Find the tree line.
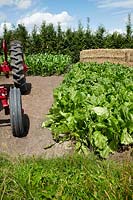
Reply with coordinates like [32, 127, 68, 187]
[1, 14, 133, 62]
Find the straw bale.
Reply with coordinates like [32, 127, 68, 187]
[80, 49, 133, 66]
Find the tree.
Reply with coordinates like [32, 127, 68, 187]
[126, 14, 132, 39]
[40, 21, 47, 52]
[84, 17, 95, 49]
[30, 25, 41, 54]
[76, 21, 85, 50]
[94, 25, 106, 48]
[125, 13, 132, 47]
[104, 32, 125, 48]
[12, 24, 29, 52]
[56, 23, 64, 54]
[63, 27, 77, 61]
[40, 22, 56, 53]
[3, 23, 13, 46]
[45, 23, 57, 53]
[72, 21, 85, 62]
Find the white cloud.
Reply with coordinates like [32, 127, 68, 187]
[0, 0, 32, 9]
[17, 11, 73, 31]
[0, 22, 12, 35]
[97, 0, 133, 9]
[108, 28, 125, 34]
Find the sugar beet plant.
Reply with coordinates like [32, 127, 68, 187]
[25, 53, 72, 76]
[43, 62, 133, 158]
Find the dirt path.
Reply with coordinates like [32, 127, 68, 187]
[0, 76, 72, 158]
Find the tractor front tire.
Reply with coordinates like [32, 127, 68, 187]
[10, 40, 27, 94]
[9, 87, 25, 137]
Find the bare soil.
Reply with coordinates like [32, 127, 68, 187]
[0, 75, 73, 158]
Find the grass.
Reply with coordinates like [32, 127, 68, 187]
[0, 153, 132, 200]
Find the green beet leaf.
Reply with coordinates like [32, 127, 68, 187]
[43, 62, 133, 158]
[121, 128, 133, 145]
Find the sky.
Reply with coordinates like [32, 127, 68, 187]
[0, 0, 132, 35]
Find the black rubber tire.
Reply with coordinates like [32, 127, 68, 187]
[10, 40, 27, 94]
[9, 87, 24, 137]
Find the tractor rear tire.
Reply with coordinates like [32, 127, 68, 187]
[9, 87, 25, 137]
[10, 40, 27, 94]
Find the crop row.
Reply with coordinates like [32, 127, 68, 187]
[25, 53, 72, 76]
[43, 62, 133, 158]
[0, 53, 72, 76]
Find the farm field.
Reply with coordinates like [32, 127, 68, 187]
[0, 58, 133, 158]
[0, 6, 133, 199]
[0, 56, 133, 199]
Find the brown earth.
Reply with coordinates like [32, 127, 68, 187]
[0, 75, 73, 158]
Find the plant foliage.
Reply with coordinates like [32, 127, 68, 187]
[43, 62, 133, 158]
[25, 53, 72, 76]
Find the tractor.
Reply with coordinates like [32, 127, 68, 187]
[0, 40, 28, 137]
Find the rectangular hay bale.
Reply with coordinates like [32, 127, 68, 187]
[80, 49, 133, 67]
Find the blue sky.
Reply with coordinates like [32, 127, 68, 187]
[0, 0, 132, 35]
